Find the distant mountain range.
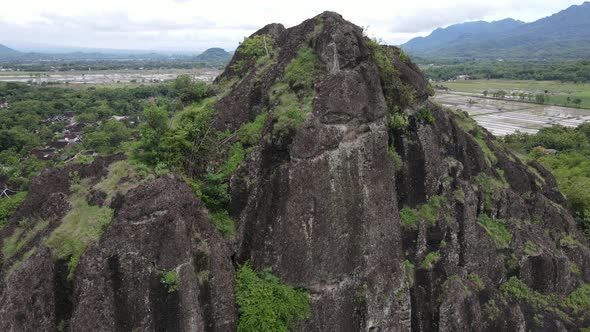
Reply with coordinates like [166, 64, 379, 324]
[0, 44, 232, 65]
[402, 1, 590, 60]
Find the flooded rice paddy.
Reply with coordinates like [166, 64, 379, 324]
[433, 93, 590, 136]
[0, 68, 222, 85]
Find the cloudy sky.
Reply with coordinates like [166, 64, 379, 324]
[0, 0, 584, 52]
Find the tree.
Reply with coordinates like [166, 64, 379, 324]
[172, 75, 208, 105]
[83, 120, 131, 153]
[572, 98, 582, 108]
[143, 104, 169, 134]
[0, 128, 40, 153]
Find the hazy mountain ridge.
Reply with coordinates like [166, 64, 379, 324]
[404, 18, 524, 53]
[0, 44, 19, 55]
[0, 44, 232, 65]
[402, 1, 590, 60]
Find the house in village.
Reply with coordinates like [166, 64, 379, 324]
[111, 115, 130, 122]
[31, 148, 57, 161]
[47, 140, 71, 150]
[43, 115, 69, 123]
[64, 132, 81, 143]
[455, 74, 473, 80]
[65, 122, 87, 135]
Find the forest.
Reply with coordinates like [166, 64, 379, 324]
[418, 59, 590, 83]
[0, 76, 208, 191]
[501, 124, 590, 239]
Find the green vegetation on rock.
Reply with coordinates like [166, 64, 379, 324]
[209, 210, 237, 237]
[46, 179, 114, 280]
[483, 299, 501, 322]
[421, 251, 441, 269]
[443, 275, 472, 297]
[271, 83, 314, 137]
[160, 269, 179, 293]
[389, 112, 410, 132]
[499, 277, 589, 323]
[232, 35, 276, 73]
[468, 273, 485, 291]
[399, 195, 445, 231]
[477, 215, 512, 249]
[474, 173, 508, 211]
[94, 160, 146, 205]
[414, 107, 435, 124]
[399, 207, 418, 230]
[474, 130, 499, 167]
[569, 263, 581, 276]
[2, 218, 48, 262]
[565, 284, 590, 314]
[523, 240, 541, 256]
[44, 163, 145, 280]
[237, 112, 268, 146]
[366, 40, 415, 111]
[560, 234, 581, 248]
[269, 45, 323, 137]
[389, 146, 403, 171]
[0, 192, 27, 228]
[236, 263, 311, 332]
[453, 188, 465, 204]
[283, 46, 324, 90]
[404, 259, 415, 287]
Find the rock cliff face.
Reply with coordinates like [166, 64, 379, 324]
[0, 155, 237, 331]
[1, 12, 589, 332]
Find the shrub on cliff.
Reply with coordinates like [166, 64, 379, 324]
[0, 192, 26, 227]
[236, 263, 311, 331]
[232, 34, 275, 73]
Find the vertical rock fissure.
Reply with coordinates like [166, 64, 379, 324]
[108, 255, 129, 331]
[53, 259, 73, 331]
[149, 271, 181, 332]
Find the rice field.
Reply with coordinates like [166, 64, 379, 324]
[433, 92, 590, 136]
[0, 68, 221, 85]
[440, 79, 590, 109]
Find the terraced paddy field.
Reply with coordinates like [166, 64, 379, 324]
[433, 92, 590, 136]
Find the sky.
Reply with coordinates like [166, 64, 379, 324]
[0, 0, 585, 53]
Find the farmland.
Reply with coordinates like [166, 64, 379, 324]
[439, 79, 590, 109]
[0, 68, 221, 86]
[433, 92, 590, 136]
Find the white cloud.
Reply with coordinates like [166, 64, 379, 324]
[0, 0, 584, 51]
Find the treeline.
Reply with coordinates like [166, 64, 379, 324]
[418, 59, 590, 82]
[501, 124, 590, 239]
